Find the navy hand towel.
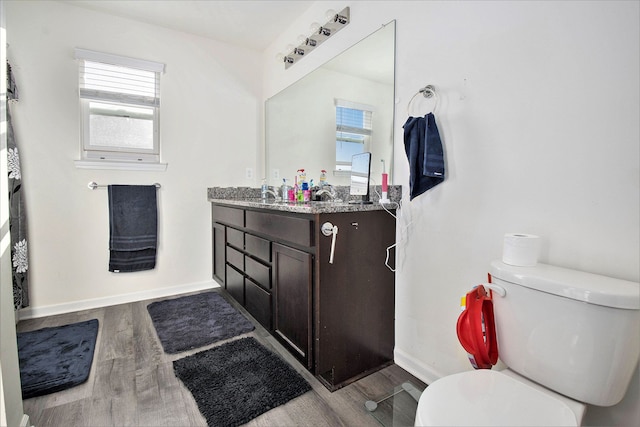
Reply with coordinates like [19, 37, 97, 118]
[403, 113, 445, 200]
[108, 185, 158, 272]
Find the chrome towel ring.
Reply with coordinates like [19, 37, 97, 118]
[407, 85, 438, 116]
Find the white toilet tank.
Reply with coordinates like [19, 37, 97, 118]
[489, 260, 639, 406]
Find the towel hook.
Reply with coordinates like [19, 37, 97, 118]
[407, 85, 438, 116]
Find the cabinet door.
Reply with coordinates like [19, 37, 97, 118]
[316, 211, 395, 389]
[272, 243, 313, 369]
[212, 223, 225, 285]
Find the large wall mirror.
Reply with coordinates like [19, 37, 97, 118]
[266, 21, 395, 188]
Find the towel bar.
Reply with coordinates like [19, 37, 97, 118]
[88, 181, 161, 190]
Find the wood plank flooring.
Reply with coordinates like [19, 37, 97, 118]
[17, 288, 426, 426]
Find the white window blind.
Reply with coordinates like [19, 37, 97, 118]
[335, 99, 374, 171]
[75, 48, 163, 107]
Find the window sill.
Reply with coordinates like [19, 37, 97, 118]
[74, 160, 168, 171]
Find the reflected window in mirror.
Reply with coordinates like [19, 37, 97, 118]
[335, 99, 373, 173]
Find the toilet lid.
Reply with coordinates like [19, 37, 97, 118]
[417, 370, 578, 426]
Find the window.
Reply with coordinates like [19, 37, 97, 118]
[334, 99, 373, 172]
[74, 48, 165, 169]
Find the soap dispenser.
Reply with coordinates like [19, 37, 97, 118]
[261, 179, 268, 200]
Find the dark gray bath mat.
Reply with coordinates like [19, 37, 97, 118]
[147, 291, 254, 354]
[173, 337, 312, 426]
[17, 319, 99, 399]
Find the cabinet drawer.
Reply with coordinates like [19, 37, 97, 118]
[227, 246, 244, 271]
[227, 227, 244, 249]
[212, 205, 244, 227]
[245, 279, 272, 329]
[245, 234, 270, 262]
[226, 265, 244, 305]
[245, 256, 271, 289]
[246, 211, 313, 247]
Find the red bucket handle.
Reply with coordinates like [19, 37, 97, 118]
[456, 285, 498, 369]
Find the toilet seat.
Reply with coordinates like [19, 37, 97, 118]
[415, 370, 581, 426]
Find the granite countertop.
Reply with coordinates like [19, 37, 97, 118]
[208, 185, 401, 214]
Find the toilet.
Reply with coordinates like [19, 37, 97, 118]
[415, 260, 640, 426]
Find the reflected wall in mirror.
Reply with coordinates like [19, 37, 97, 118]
[266, 21, 395, 188]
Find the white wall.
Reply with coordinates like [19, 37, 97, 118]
[265, 1, 639, 425]
[5, 1, 264, 314]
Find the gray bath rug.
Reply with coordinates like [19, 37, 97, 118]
[173, 337, 312, 426]
[147, 291, 254, 354]
[18, 319, 99, 399]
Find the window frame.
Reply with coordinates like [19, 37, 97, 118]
[74, 48, 166, 170]
[80, 99, 160, 162]
[334, 99, 374, 173]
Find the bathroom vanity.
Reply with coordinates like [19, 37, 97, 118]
[209, 189, 398, 391]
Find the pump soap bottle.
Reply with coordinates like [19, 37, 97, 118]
[281, 179, 289, 202]
[261, 179, 268, 200]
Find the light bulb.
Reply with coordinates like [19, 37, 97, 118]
[309, 22, 321, 33]
[297, 35, 307, 45]
[275, 53, 284, 62]
[325, 9, 337, 22]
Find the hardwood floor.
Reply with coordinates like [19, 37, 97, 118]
[17, 288, 426, 426]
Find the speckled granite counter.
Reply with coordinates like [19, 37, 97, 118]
[208, 185, 401, 214]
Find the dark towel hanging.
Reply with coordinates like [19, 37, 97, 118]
[403, 113, 445, 200]
[108, 185, 158, 272]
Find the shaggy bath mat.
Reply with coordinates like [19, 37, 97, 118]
[174, 337, 312, 426]
[147, 291, 254, 354]
[17, 319, 99, 399]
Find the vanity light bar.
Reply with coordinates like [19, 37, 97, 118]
[281, 7, 350, 70]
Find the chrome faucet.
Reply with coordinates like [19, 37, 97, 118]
[263, 187, 280, 201]
[316, 186, 337, 201]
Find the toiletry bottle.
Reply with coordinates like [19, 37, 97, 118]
[319, 170, 327, 187]
[261, 179, 268, 200]
[293, 176, 300, 202]
[301, 181, 310, 202]
[281, 178, 289, 202]
[308, 179, 316, 201]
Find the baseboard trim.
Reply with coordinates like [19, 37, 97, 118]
[394, 347, 445, 386]
[18, 280, 219, 320]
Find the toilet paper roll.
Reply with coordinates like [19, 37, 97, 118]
[502, 233, 540, 266]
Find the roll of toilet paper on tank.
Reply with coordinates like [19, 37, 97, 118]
[502, 233, 540, 266]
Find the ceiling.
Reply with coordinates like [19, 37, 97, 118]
[63, 0, 315, 51]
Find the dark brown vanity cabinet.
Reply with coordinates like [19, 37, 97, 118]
[211, 203, 395, 390]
